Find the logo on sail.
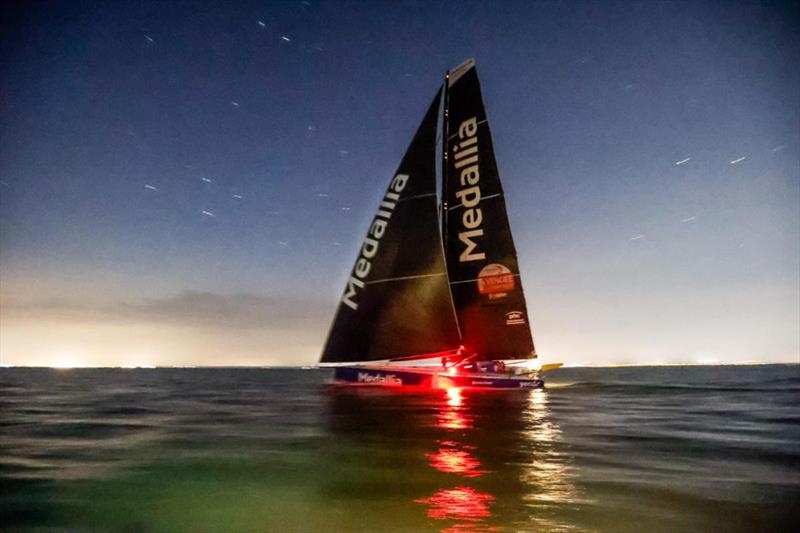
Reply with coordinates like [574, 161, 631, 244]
[505, 310, 526, 326]
[341, 174, 409, 310]
[477, 263, 514, 299]
[453, 117, 486, 263]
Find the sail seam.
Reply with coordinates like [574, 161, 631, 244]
[449, 273, 521, 285]
[364, 272, 448, 285]
[397, 192, 437, 203]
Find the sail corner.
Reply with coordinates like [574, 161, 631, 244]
[448, 58, 476, 87]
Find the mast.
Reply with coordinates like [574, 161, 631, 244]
[441, 69, 450, 258]
[438, 69, 463, 342]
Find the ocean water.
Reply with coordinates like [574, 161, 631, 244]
[1, 365, 798, 532]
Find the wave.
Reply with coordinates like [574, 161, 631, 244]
[547, 380, 800, 394]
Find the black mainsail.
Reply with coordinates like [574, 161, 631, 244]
[441, 59, 536, 358]
[320, 89, 461, 363]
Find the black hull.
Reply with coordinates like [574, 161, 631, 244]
[333, 366, 543, 389]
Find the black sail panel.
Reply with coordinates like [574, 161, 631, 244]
[320, 89, 461, 363]
[443, 59, 536, 358]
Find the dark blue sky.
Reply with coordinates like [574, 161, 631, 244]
[1, 1, 798, 366]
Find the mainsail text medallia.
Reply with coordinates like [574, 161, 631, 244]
[320, 59, 550, 389]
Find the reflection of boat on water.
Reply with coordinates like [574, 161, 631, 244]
[320, 59, 552, 389]
[323, 386, 578, 531]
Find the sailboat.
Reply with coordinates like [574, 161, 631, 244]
[320, 59, 549, 389]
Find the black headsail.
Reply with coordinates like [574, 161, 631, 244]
[320, 89, 461, 364]
[442, 59, 536, 358]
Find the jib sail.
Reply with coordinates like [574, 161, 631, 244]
[442, 59, 536, 358]
[320, 89, 461, 363]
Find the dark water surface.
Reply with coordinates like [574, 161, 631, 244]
[1, 365, 798, 532]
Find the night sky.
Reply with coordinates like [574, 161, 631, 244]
[1, 0, 798, 367]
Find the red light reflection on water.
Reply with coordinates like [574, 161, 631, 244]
[446, 387, 462, 406]
[436, 388, 472, 430]
[417, 387, 499, 531]
[428, 444, 485, 478]
[414, 486, 494, 522]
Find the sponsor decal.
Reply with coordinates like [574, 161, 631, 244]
[357, 372, 403, 385]
[341, 174, 409, 310]
[452, 117, 486, 263]
[505, 310, 526, 326]
[477, 263, 514, 299]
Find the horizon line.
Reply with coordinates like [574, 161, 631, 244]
[1, 361, 797, 370]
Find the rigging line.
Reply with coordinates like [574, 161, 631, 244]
[364, 272, 447, 285]
[449, 273, 521, 285]
[445, 193, 502, 212]
[447, 119, 488, 142]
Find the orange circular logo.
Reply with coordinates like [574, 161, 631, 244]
[477, 264, 514, 299]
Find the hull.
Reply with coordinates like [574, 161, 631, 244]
[333, 366, 543, 389]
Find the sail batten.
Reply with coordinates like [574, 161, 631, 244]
[397, 192, 438, 202]
[447, 193, 503, 211]
[449, 273, 521, 286]
[364, 272, 448, 285]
